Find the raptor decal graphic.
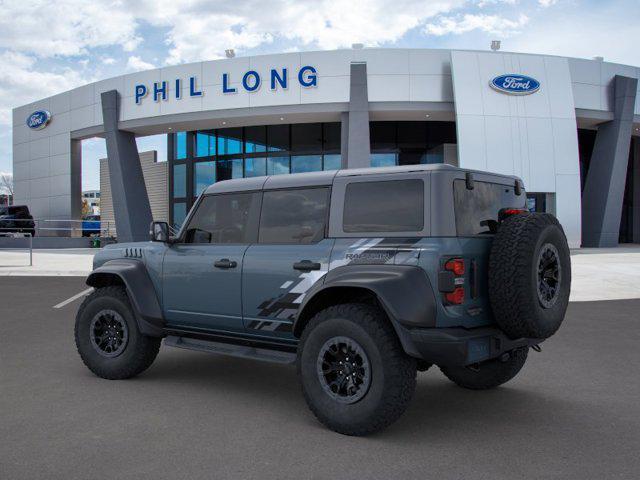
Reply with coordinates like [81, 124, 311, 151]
[249, 237, 424, 332]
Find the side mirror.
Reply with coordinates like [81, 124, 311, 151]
[150, 221, 170, 242]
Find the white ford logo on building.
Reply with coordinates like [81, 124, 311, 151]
[26, 110, 52, 130]
[490, 74, 540, 95]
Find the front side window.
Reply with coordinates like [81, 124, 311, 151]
[183, 193, 257, 244]
[259, 188, 329, 244]
[343, 179, 424, 233]
[453, 180, 526, 235]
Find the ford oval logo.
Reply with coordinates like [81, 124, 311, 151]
[490, 74, 540, 95]
[26, 110, 52, 130]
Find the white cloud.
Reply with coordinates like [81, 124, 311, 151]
[0, 0, 141, 57]
[538, 0, 558, 6]
[0, 51, 85, 124]
[133, 0, 468, 64]
[126, 55, 155, 72]
[425, 13, 529, 36]
[509, 10, 640, 66]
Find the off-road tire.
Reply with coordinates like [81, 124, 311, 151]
[75, 286, 161, 380]
[297, 303, 417, 436]
[489, 213, 571, 340]
[440, 347, 528, 390]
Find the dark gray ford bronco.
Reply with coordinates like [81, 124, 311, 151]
[75, 164, 571, 435]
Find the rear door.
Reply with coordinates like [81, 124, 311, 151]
[162, 192, 260, 332]
[242, 187, 333, 339]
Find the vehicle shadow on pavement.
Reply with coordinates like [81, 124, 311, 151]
[132, 347, 588, 441]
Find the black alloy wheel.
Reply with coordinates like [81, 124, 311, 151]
[537, 243, 561, 309]
[316, 336, 371, 404]
[89, 309, 129, 358]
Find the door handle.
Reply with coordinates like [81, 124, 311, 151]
[214, 258, 237, 269]
[293, 260, 321, 271]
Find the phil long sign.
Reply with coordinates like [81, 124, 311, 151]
[135, 65, 318, 105]
[490, 74, 540, 95]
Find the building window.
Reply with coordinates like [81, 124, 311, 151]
[195, 131, 215, 157]
[217, 159, 243, 181]
[267, 156, 290, 175]
[175, 132, 187, 160]
[245, 157, 267, 177]
[173, 164, 186, 198]
[291, 155, 322, 173]
[245, 126, 267, 153]
[172, 202, 187, 231]
[369, 121, 456, 166]
[292, 123, 322, 152]
[217, 128, 243, 155]
[168, 122, 341, 226]
[268, 124, 289, 152]
[323, 154, 341, 171]
[371, 153, 397, 168]
[194, 161, 216, 196]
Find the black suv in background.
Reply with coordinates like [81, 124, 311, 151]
[0, 205, 36, 236]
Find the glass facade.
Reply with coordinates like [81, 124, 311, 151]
[169, 122, 342, 228]
[168, 120, 455, 228]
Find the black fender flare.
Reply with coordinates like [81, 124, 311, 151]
[293, 265, 437, 357]
[86, 259, 165, 337]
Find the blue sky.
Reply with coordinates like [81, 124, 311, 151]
[1, 0, 639, 191]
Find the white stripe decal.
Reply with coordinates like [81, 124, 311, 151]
[280, 280, 294, 289]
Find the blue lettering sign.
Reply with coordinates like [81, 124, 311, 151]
[298, 66, 317, 87]
[135, 85, 148, 104]
[270, 68, 287, 90]
[242, 70, 261, 92]
[490, 74, 540, 95]
[134, 65, 319, 105]
[190, 76, 202, 97]
[222, 73, 236, 94]
[153, 81, 168, 102]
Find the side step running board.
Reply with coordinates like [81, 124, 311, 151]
[164, 335, 297, 365]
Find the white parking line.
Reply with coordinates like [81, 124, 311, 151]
[53, 288, 93, 309]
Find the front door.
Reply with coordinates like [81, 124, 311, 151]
[163, 191, 260, 332]
[242, 187, 333, 339]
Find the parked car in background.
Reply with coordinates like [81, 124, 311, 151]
[82, 215, 101, 237]
[0, 205, 36, 236]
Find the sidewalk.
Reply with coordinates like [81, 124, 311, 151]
[0, 248, 96, 276]
[1, 246, 640, 301]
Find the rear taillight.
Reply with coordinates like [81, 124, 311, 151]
[445, 258, 465, 276]
[499, 208, 528, 221]
[445, 287, 465, 305]
[441, 257, 465, 305]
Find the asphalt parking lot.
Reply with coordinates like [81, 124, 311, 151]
[1, 277, 639, 480]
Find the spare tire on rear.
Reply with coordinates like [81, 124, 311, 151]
[488, 213, 571, 340]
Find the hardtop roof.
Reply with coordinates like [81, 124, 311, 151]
[203, 163, 520, 194]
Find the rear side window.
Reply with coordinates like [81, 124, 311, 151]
[343, 180, 424, 233]
[183, 192, 258, 244]
[454, 180, 525, 235]
[259, 188, 329, 244]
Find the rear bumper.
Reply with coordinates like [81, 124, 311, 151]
[409, 326, 542, 367]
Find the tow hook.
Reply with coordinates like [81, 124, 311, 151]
[531, 344, 542, 353]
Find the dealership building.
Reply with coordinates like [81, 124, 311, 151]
[11, 48, 640, 247]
